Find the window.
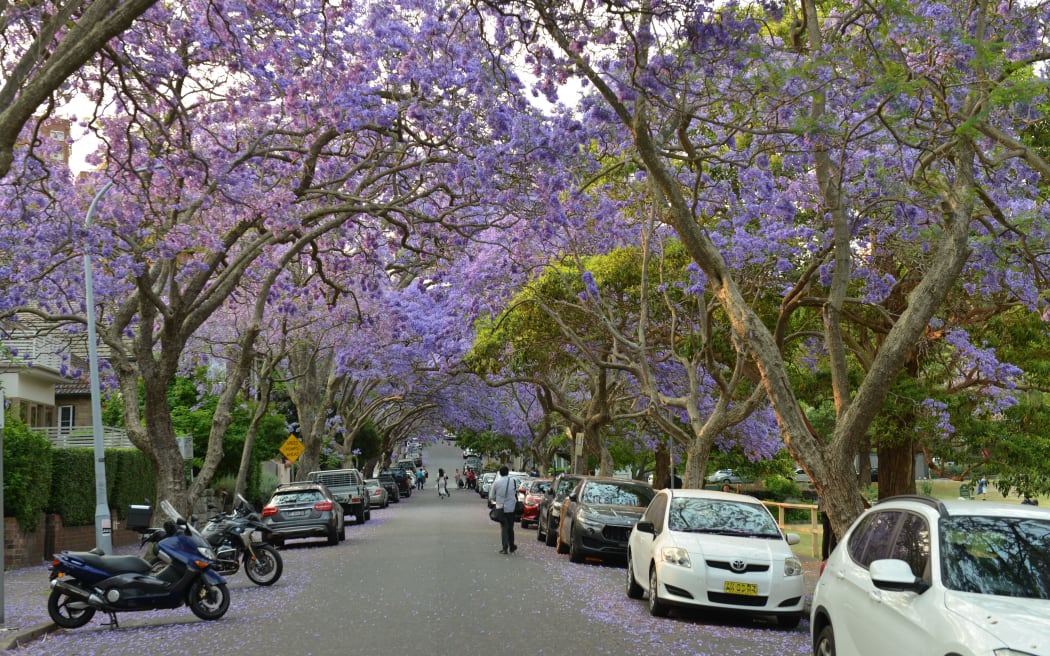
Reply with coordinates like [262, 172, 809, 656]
[643, 494, 668, 532]
[848, 510, 902, 568]
[59, 405, 75, 431]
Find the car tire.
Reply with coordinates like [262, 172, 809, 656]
[556, 526, 570, 554]
[536, 519, 546, 542]
[568, 529, 585, 563]
[545, 522, 558, 547]
[520, 517, 529, 529]
[270, 537, 285, 548]
[815, 623, 835, 656]
[355, 506, 366, 525]
[327, 525, 340, 545]
[625, 553, 644, 599]
[648, 565, 670, 617]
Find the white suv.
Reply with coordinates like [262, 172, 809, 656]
[810, 495, 1050, 656]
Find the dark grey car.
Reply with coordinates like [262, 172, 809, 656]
[262, 482, 346, 547]
[537, 473, 585, 547]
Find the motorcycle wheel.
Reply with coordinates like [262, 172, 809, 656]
[244, 544, 283, 586]
[187, 579, 230, 621]
[47, 586, 96, 628]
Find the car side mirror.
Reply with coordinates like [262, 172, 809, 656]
[568, 493, 578, 502]
[635, 521, 656, 534]
[869, 559, 930, 594]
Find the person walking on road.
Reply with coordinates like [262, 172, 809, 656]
[416, 468, 426, 491]
[437, 468, 449, 498]
[491, 465, 519, 555]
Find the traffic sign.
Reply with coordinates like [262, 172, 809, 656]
[280, 434, 305, 463]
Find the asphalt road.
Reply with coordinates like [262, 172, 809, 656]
[8, 444, 813, 655]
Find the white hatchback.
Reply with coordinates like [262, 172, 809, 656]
[811, 496, 1050, 655]
[626, 488, 805, 628]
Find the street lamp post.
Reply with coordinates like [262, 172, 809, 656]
[85, 180, 115, 554]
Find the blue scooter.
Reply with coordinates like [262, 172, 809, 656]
[47, 500, 230, 629]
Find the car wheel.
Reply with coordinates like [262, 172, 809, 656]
[625, 553, 644, 599]
[355, 507, 366, 525]
[556, 527, 570, 555]
[536, 518, 546, 541]
[648, 565, 670, 617]
[815, 624, 835, 656]
[545, 522, 558, 547]
[270, 536, 284, 549]
[569, 529, 585, 564]
[327, 525, 340, 545]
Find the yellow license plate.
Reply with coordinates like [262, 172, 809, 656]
[723, 581, 758, 596]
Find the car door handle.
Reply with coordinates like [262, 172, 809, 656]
[869, 590, 882, 604]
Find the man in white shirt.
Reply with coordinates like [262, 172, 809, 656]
[490, 465, 519, 554]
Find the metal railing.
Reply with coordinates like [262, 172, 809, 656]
[32, 426, 135, 449]
[762, 500, 823, 558]
[1, 336, 67, 372]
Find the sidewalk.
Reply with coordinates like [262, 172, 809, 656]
[0, 560, 57, 650]
[0, 542, 143, 650]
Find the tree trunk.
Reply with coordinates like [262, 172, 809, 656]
[878, 443, 915, 498]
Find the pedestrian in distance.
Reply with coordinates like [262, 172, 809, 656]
[416, 468, 426, 490]
[490, 465, 519, 555]
[454, 468, 463, 489]
[977, 476, 988, 500]
[437, 468, 449, 498]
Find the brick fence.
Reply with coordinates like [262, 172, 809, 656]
[4, 515, 143, 569]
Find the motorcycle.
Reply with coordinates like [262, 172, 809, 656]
[197, 494, 283, 586]
[47, 500, 230, 629]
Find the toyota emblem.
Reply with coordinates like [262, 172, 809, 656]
[730, 558, 746, 572]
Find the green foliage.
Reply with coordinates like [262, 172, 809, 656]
[107, 449, 157, 515]
[3, 415, 52, 531]
[47, 449, 98, 526]
[47, 448, 155, 526]
[763, 475, 802, 502]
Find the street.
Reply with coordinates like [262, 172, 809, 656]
[8, 444, 811, 655]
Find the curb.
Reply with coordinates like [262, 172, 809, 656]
[0, 621, 58, 651]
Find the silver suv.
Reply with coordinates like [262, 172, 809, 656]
[306, 468, 371, 525]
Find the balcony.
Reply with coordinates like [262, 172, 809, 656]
[32, 426, 135, 449]
[1, 336, 67, 374]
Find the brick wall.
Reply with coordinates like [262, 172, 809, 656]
[4, 515, 142, 569]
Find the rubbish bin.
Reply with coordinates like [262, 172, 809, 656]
[959, 484, 973, 500]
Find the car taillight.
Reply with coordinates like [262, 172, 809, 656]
[314, 501, 334, 511]
[372, 490, 382, 496]
[262, 506, 278, 517]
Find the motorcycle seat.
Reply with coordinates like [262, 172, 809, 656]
[75, 552, 153, 574]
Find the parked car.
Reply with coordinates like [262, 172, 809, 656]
[556, 476, 656, 564]
[305, 468, 371, 525]
[537, 473, 585, 547]
[794, 467, 811, 484]
[262, 481, 346, 547]
[364, 479, 389, 509]
[705, 469, 743, 485]
[811, 496, 1050, 656]
[520, 479, 552, 528]
[376, 473, 401, 503]
[478, 472, 498, 498]
[626, 488, 805, 627]
[381, 468, 412, 498]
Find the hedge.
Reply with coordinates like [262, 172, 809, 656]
[2, 417, 52, 531]
[46, 448, 156, 526]
[3, 413, 158, 531]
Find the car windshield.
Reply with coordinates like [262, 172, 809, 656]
[940, 515, 1050, 599]
[580, 482, 654, 507]
[529, 481, 551, 494]
[667, 498, 782, 537]
[271, 490, 324, 505]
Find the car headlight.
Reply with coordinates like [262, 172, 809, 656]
[784, 556, 803, 577]
[577, 511, 605, 529]
[660, 546, 691, 568]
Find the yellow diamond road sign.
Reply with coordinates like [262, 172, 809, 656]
[280, 434, 305, 463]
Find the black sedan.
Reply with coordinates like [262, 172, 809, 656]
[556, 477, 655, 565]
